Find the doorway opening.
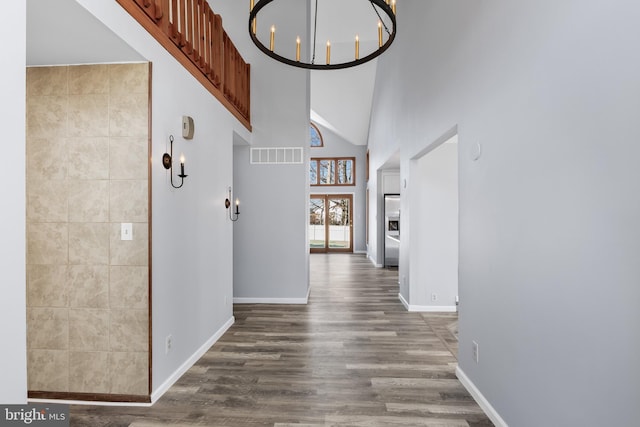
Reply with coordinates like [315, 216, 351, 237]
[310, 194, 353, 253]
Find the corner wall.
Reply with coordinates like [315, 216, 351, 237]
[216, 0, 311, 303]
[368, 1, 640, 425]
[0, 1, 27, 404]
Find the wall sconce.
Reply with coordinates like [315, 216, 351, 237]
[225, 187, 240, 222]
[162, 135, 187, 189]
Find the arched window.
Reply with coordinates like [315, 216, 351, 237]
[310, 122, 324, 147]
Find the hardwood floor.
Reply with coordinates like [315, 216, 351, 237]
[71, 254, 492, 426]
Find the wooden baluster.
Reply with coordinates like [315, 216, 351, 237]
[213, 14, 223, 87]
[199, 0, 207, 69]
[158, 0, 169, 35]
[154, 0, 163, 19]
[186, 0, 194, 55]
[192, 0, 200, 63]
[205, 7, 212, 76]
[179, 0, 187, 48]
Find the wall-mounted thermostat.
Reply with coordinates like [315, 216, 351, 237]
[182, 115, 194, 139]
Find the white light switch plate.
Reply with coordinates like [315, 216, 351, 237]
[121, 223, 133, 241]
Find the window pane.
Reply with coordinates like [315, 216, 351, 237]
[328, 197, 351, 249]
[337, 159, 353, 184]
[310, 124, 323, 147]
[319, 160, 335, 185]
[310, 161, 318, 184]
[309, 198, 326, 249]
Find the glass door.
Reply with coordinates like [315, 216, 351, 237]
[309, 197, 326, 250]
[310, 194, 353, 253]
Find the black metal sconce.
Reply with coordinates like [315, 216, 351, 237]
[163, 135, 187, 189]
[225, 187, 240, 222]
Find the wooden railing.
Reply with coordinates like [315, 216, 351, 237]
[117, 0, 251, 129]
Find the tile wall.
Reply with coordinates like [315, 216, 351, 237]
[26, 63, 150, 396]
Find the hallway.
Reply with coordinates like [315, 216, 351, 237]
[70, 254, 491, 426]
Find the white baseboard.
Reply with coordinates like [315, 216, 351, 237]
[234, 287, 310, 305]
[367, 254, 382, 267]
[354, 250, 367, 254]
[398, 293, 457, 313]
[150, 316, 235, 404]
[456, 366, 508, 427]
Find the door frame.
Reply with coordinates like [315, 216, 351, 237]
[310, 194, 354, 253]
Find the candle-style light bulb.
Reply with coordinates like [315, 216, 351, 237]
[179, 154, 185, 176]
[250, 0, 257, 34]
[270, 25, 275, 51]
[296, 36, 301, 62]
[355, 35, 360, 60]
[235, 198, 240, 214]
[326, 40, 331, 65]
[378, 21, 383, 48]
[391, 0, 396, 15]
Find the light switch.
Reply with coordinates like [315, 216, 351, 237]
[121, 223, 133, 241]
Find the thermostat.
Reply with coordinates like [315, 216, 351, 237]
[182, 116, 194, 139]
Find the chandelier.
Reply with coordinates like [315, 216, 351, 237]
[249, 0, 397, 70]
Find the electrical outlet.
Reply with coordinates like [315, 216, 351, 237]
[165, 335, 173, 354]
[472, 341, 479, 364]
[431, 293, 438, 302]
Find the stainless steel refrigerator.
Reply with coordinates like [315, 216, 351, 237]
[384, 194, 400, 267]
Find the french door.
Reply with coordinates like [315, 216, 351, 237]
[310, 194, 353, 253]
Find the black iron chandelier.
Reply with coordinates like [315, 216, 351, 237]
[249, 0, 397, 70]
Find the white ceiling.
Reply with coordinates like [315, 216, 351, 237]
[26, 0, 378, 146]
[27, 0, 144, 66]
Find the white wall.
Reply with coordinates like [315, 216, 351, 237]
[0, 1, 27, 404]
[213, 0, 311, 302]
[407, 138, 458, 310]
[76, 0, 248, 395]
[368, 0, 640, 425]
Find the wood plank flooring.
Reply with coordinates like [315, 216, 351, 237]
[70, 254, 492, 426]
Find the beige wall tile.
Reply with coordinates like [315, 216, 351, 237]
[110, 223, 149, 266]
[28, 350, 69, 392]
[69, 351, 109, 394]
[110, 137, 149, 180]
[110, 180, 148, 223]
[69, 64, 109, 95]
[110, 93, 149, 137]
[27, 308, 69, 350]
[68, 180, 109, 223]
[69, 223, 109, 265]
[109, 352, 148, 395]
[27, 223, 68, 265]
[69, 308, 109, 352]
[68, 94, 109, 137]
[109, 63, 149, 95]
[27, 137, 67, 180]
[109, 266, 148, 309]
[110, 309, 148, 352]
[27, 66, 68, 96]
[26, 96, 67, 138]
[27, 265, 69, 308]
[69, 265, 109, 308]
[69, 309, 109, 351]
[67, 137, 109, 180]
[27, 179, 68, 222]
